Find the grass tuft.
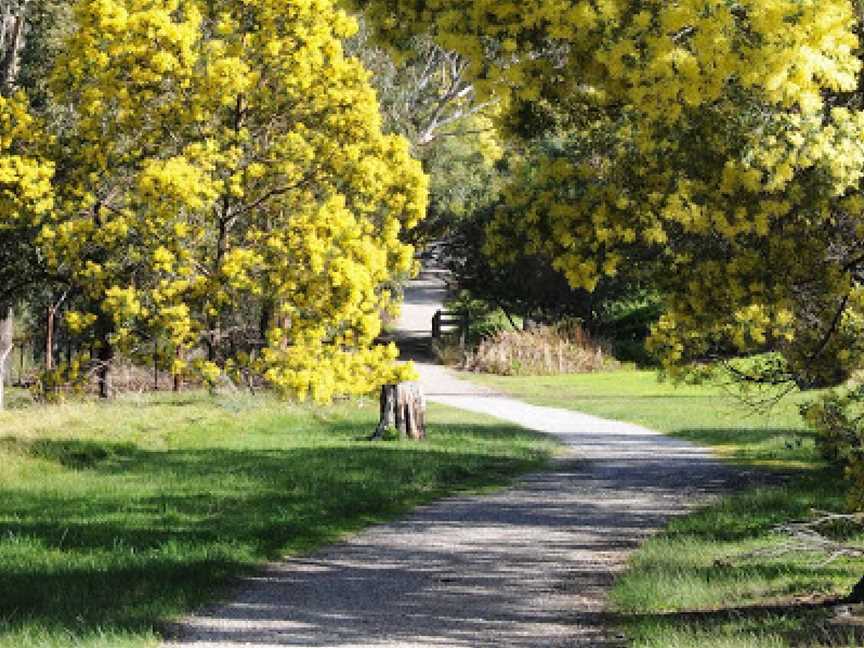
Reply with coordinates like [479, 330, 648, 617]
[466, 323, 616, 376]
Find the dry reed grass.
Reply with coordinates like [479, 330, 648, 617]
[466, 323, 615, 376]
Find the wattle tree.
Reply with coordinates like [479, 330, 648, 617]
[352, 0, 864, 385]
[0, 93, 53, 409]
[20, 0, 427, 400]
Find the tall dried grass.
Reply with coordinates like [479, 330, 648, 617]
[466, 322, 615, 376]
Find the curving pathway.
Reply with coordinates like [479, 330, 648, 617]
[164, 273, 742, 647]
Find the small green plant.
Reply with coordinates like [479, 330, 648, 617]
[378, 424, 401, 441]
[30, 355, 92, 403]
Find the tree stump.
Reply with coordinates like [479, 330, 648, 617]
[371, 382, 426, 441]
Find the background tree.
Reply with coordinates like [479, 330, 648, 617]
[0, 91, 53, 408]
[353, 0, 864, 381]
[352, 26, 501, 244]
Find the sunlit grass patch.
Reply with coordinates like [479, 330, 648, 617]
[0, 391, 557, 647]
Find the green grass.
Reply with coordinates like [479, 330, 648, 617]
[3, 387, 35, 411]
[470, 370, 818, 469]
[466, 369, 864, 647]
[0, 391, 557, 648]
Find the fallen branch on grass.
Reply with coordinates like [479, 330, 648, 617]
[720, 509, 864, 569]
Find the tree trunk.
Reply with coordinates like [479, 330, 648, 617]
[1, 0, 28, 92]
[259, 299, 273, 347]
[44, 305, 53, 371]
[153, 340, 159, 391]
[173, 346, 183, 393]
[97, 342, 113, 399]
[0, 305, 13, 411]
[846, 575, 864, 603]
[371, 382, 426, 441]
[94, 314, 113, 399]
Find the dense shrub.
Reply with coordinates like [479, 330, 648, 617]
[802, 386, 864, 508]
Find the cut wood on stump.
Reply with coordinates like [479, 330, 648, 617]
[371, 382, 426, 440]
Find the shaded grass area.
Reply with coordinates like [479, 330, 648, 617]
[0, 392, 557, 647]
[467, 370, 863, 647]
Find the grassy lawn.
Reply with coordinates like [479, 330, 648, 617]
[467, 369, 864, 647]
[469, 370, 816, 468]
[0, 390, 557, 648]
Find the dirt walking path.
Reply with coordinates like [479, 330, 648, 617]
[163, 274, 740, 647]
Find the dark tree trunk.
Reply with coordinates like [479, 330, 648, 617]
[153, 340, 159, 391]
[44, 305, 53, 371]
[846, 575, 864, 603]
[207, 325, 218, 363]
[97, 342, 113, 399]
[259, 299, 273, 347]
[173, 346, 183, 393]
[371, 382, 426, 441]
[94, 314, 113, 399]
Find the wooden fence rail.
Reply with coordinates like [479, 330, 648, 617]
[431, 309, 471, 346]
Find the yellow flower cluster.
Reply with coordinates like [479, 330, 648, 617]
[0, 94, 54, 228]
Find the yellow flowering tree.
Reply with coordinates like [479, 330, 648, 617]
[355, 0, 864, 382]
[37, 0, 426, 399]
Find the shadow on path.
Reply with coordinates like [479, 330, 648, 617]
[165, 273, 750, 647]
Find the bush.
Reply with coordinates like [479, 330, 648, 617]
[465, 322, 616, 376]
[594, 298, 662, 367]
[801, 386, 864, 508]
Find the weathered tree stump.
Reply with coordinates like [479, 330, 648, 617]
[371, 382, 426, 441]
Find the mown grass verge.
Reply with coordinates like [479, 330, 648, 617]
[0, 390, 557, 648]
[468, 370, 864, 647]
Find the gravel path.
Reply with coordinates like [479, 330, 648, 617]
[163, 275, 742, 647]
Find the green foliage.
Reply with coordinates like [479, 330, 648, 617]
[350, 25, 503, 244]
[31, 357, 90, 403]
[600, 297, 663, 366]
[802, 386, 864, 509]
[439, 133, 658, 358]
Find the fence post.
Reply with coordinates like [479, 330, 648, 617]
[432, 310, 442, 339]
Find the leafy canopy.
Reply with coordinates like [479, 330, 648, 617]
[354, 0, 864, 388]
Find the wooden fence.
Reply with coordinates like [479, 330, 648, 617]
[431, 309, 471, 347]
